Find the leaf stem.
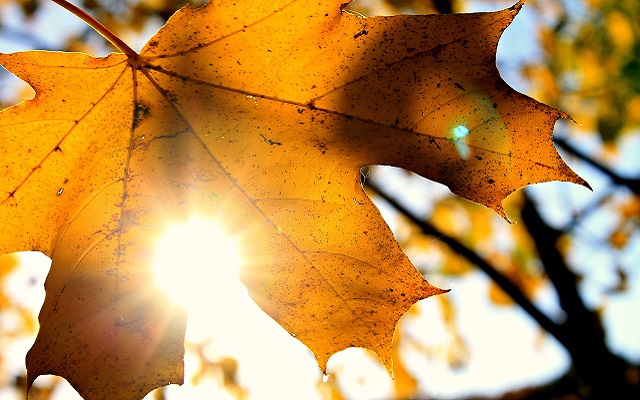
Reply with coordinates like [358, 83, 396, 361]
[51, 0, 138, 58]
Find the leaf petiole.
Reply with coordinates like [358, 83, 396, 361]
[51, 0, 138, 58]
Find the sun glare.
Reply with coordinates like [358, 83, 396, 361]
[150, 218, 324, 399]
[153, 217, 244, 311]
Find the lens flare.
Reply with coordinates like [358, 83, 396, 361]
[451, 124, 471, 159]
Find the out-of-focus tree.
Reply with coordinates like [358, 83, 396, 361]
[0, 0, 638, 399]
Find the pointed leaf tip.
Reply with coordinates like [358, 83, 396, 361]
[509, 0, 527, 13]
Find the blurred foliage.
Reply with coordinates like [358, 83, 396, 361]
[524, 0, 640, 143]
[1, 0, 639, 399]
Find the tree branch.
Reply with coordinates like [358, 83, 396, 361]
[521, 195, 599, 332]
[554, 137, 640, 195]
[521, 194, 634, 397]
[367, 179, 638, 397]
[365, 180, 564, 343]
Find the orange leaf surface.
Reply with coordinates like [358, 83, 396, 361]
[0, 0, 587, 398]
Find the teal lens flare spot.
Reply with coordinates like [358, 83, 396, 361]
[452, 125, 470, 140]
[450, 125, 470, 159]
[455, 142, 470, 159]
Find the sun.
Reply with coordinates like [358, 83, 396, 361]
[152, 217, 245, 313]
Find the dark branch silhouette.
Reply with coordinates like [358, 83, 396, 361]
[365, 180, 563, 340]
[555, 137, 640, 195]
[521, 195, 637, 399]
[366, 178, 640, 399]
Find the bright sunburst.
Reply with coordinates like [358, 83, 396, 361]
[149, 217, 323, 399]
[153, 217, 244, 312]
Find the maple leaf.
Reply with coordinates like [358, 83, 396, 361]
[0, 0, 588, 398]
